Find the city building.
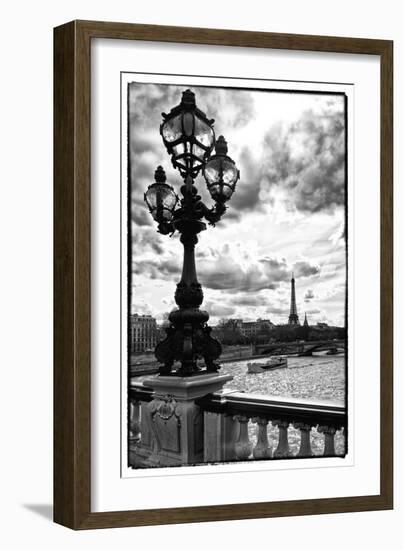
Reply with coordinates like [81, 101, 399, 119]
[225, 319, 244, 330]
[239, 321, 259, 339]
[212, 318, 275, 343]
[288, 273, 300, 325]
[130, 314, 158, 353]
[239, 319, 274, 339]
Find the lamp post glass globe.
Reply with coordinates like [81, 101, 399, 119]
[203, 135, 239, 203]
[160, 89, 215, 179]
[144, 166, 178, 223]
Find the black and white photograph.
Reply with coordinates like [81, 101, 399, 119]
[127, 80, 347, 470]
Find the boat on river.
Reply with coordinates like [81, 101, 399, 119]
[247, 355, 288, 374]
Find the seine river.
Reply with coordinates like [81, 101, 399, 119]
[220, 354, 346, 456]
[221, 354, 345, 403]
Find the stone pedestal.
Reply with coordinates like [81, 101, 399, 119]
[133, 373, 232, 468]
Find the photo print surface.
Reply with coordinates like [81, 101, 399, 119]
[126, 79, 347, 471]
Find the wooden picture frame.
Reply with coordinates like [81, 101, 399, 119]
[54, 20, 393, 529]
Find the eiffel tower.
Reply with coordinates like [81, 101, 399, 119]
[288, 273, 300, 325]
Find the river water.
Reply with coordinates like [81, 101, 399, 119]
[220, 354, 345, 403]
[220, 354, 346, 456]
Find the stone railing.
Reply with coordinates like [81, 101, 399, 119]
[129, 379, 346, 467]
[197, 390, 346, 461]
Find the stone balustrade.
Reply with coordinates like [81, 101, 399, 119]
[129, 379, 346, 468]
[197, 390, 346, 461]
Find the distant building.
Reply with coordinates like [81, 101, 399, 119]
[258, 318, 275, 329]
[239, 319, 274, 339]
[316, 322, 328, 328]
[213, 318, 274, 343]
[303, 313, 309, 327]
[226, 319, 244, 330]
[239, 321, 259, 339]
[130, 314, 157, 353]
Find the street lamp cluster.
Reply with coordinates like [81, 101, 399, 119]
[144, 89, 239, 376]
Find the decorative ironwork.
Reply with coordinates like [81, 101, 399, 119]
[144, 89, 239, 376]
[160, 89, 215, 179]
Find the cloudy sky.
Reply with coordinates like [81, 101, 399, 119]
[128, 82, 346, 327]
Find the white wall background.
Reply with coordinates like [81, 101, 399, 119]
[0, 0, 400, 547]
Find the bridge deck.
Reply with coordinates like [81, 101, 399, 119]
[254, 339, 346, 356]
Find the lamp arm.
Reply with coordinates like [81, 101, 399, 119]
[200, 201, 227, 226]
[156, 202, 184, 235]
[157, 221, 175, 235]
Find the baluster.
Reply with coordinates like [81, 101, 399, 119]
[252, 417, 272, 459]
[295, 422, 313, 457]
[340, 426, 347, 455]
[234, 415, 253, 460]
[318, 425, 336, 456]
[204, 411, 237, 462]
[129, 398, 141, 442]
[273, 420, 290, 458]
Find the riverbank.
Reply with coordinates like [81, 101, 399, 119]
[130, 350, 265, 375]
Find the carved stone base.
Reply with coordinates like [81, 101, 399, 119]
[132, 373, 233, 468]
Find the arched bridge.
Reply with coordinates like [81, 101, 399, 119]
[253, 339, 346, 357]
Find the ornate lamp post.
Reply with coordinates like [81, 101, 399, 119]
[144, 89, 239, 376]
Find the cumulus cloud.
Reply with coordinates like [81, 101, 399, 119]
[128, 83, 346, 325]
[132, 255, 181, 279]
[267, 306, 289, 316]
[263, 106, 345, 214]
[225, 100, 346, 220]
[131, 201, 153, 227]
[304, 289, 315, 302]
[132, 235, 320, 296]
[232, 295, 265, 307]
[229, 146, 266, 214]
[203, 300, 236, 318]
[323, 283, 346, 301]
[131, 226, 165, 256]
[294, 261, 320, 278]
[189, 86, 256, 129]
[197, 246, 284, 292]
